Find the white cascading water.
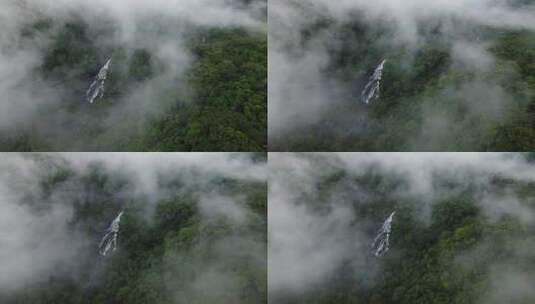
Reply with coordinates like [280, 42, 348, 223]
[86, 58, 112, 104]
[361, 59, 386, 105]
[370, 211, 395, 257]
[98, 210, 124, 256]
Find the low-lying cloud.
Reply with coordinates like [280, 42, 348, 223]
[268, 0, 535, 149]
[268, 152, 535, 302]
[0, 0, 265, 150]
[0, 152, 266, 297]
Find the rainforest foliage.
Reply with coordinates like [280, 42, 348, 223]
[1, 157, 267, 304]
[0, 11, 266, 151]
[272, 19, 535, 151]
[276, 155, 535, 304]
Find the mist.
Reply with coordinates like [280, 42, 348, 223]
[0, 0, 266, 151]
[0, 153, 267, 303]
[268, 152, 535, 303]
[268, 0, 535, 151]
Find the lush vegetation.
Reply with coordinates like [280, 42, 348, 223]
[1, 156, 267, 304]
[0, 7, 266, 151]
[146, 29, 267, 151]
[276, 155, 535, 304]
[271, 18, 535, 151]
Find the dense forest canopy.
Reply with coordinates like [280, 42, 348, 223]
[0, 0, 267, 151]
[0, 153, 267, 304]
[269, 0, 535, 151]
[269, 153, 535, 304]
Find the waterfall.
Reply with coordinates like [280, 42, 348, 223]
[86, 58, 112, 104]
[370, 211, 395, 257]
[98, 210, 124, 256]
[361, 59, 386, 104]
